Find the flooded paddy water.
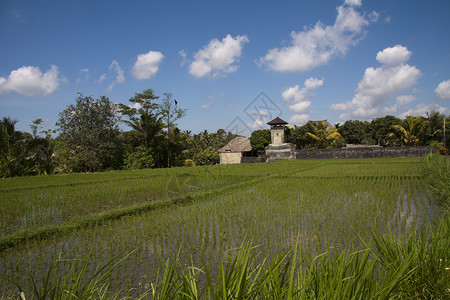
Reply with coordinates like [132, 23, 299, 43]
[0, 158, 444, 297]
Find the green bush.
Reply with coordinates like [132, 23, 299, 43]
[123, 146, 154, 170]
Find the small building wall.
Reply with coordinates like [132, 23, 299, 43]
[271, 127, 285, 144]
[219, 152, 242, 164]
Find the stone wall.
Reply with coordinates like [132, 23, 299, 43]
[266, 143, 296, 162]
[241, 155, 266, 164]
[295, 146, 433, 160]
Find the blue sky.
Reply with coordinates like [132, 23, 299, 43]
[1, 0, 449, 136]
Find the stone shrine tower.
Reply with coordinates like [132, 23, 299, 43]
[265, 117, 296, 161]
[267, 117, 288, 144]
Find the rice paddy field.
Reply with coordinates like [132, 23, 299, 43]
[0, 157, 448, 299]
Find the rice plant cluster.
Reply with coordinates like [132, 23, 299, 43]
[0, 157, 448, 299]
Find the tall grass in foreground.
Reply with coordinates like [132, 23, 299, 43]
[422, 152, 450, 209]
[3, 220, 449, 299]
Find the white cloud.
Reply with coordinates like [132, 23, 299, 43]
[200, 92, 229, 109]
[0, 65, 60, 97]
[258, 2, 371, 72]
[282, 78, 324, 104]
[179, 49, 187, 67]
[282, 86, 304, 103]
[290, 101, 311, 113]
[107, 60, 125, 91]
[189, 34, 249, 78]
[76, 68, 89, 84]
[109, 60, 124, 83]
[376, 45, 411, 66]
[368, 11, 380, 22]
[435, 79, 450, 100]
[132, 102, 142, 110]
[282, 77, 324, 125]
[396, 94, 415, 105]
[345, 0, 362, 6]
[331, 45, 421, 120]
[305, 77, 324, 89]
[201, 101, 213, 109]
[200, 92, 226, 109]
[382, 95, 415, 115]
[399, 103, 448, 119]
[247, 118, 267, 129]
[289, 114, 310, 125]
[98, 73, 106, 84]
[356, 64, 420, 97]
[131, 50, 164, 80]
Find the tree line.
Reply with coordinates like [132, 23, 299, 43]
[1, 89, 448, 177]
[250, 113, 449, 154]
[0, 89, 237, 177]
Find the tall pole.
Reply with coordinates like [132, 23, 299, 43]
[444, 115, 446, 149]
[167, 105, 171, 168]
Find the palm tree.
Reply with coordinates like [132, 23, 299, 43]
[390, 116, 428, 146]
[0, 116, 25, 177]
[119, 89, 162, 149]
[427, 111, 444, 142]
[306, 121, 341, 148]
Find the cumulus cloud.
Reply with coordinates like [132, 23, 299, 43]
[289, 113, 310, 125]
[131, 50, 164, 80]
[0, 65, 60, 97]
[258, 1, 372, 72]
[435, 79, 450, 100]
[189, 34, 249, 78]
[376, 45, 411, 66]
[282, 77, 324, 125]
[331, 45, 422, 120]
[396, 94, 415, 105]
[399, 103, 448, 119]
[383, 95, 416, 115]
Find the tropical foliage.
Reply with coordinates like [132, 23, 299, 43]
[0, 117, 25, 177]
[390, 115, 428, 146]
[370, 115, 403, 146]
[249, 129, 271, 155]
[184, 129, 236, 165]
[1, 87, 448, 178]
[336, 119, 370, 144]
[119, 89, 162, 150]
[56, 93, 123, 172]
[306, 121, 343, 148]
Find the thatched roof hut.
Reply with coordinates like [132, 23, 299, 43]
[218, 136, 252, 153]
[218, 136, 252, 164]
